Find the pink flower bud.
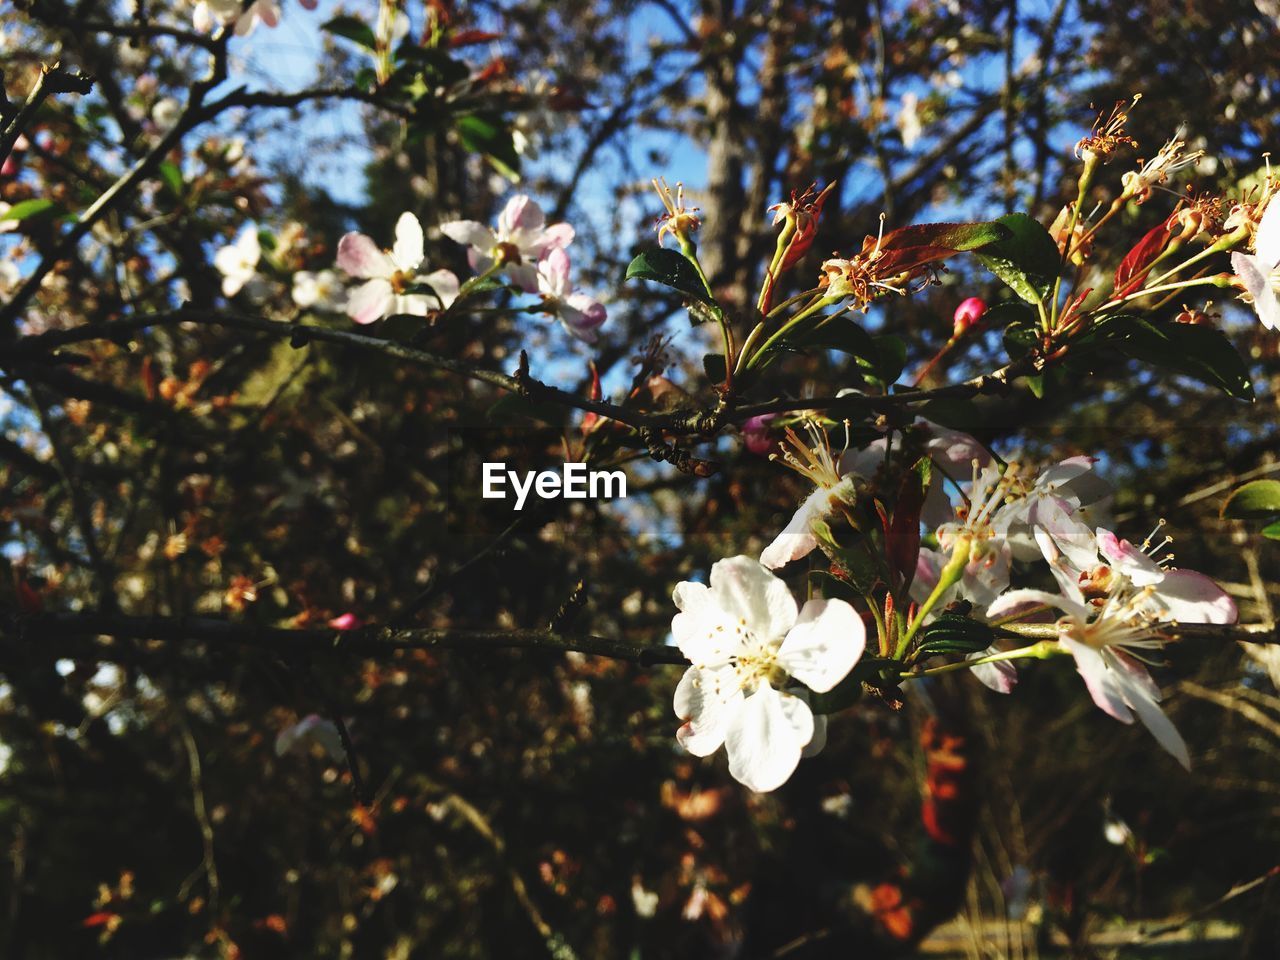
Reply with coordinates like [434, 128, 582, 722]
[741, 414, 778, 456]
[328, 612, 362, 631]
[952, 297, 986, 338]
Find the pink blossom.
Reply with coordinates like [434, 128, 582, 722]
[952, 296, 986, 337]
[535, 247, 606, 344]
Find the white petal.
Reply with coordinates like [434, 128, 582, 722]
[1062, 637, 1132, 722]
[1232, 252, 1280, 331]
[392, 212, 425, 270]
[1145, 569, 1238, 624]
[424, 269, 460, 309]
[724, 683, 813, 792]
[1096, 529, 1164, 586]
[439, 220, 494, 251]
[673, 666, 742, 757]
[336, 232, 393, 279]
[776, 598, 865, 693]
[968, 648, 1017, 694]
[671, 584, 738, 668]
[1112, 660, 1190, 769]
[1254, 192, 1280, 265]
[708, 556, 798, 642]
[346, 278, 393, 324]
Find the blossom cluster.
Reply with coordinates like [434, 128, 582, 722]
[212, 195, 606, 344]
[671, 420, 1237, 791]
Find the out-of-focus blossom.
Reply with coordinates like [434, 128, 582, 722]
[534, 247, 606, 343]
[671, 556, 865, 792]
[336, 212, 459, 324]
[151, 96, 183, 130]
[440, 195, 574, 292]
[327, 612, 362, 631]
[760, 423, 858, 569]
[740, 414, 778, 457]
[897, 92, 923, 149]
[214, 226, 261, 297]
[292, 269, 346, 311]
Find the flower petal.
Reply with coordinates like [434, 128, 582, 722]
[336, 232, 392, 279]
[1146, 569, 1238, 624]
[776, 598, 865, 693]
[724, 683, 813, 792]
[1062, 636, 1132, 722]
[541, 222, 576, 250]
[392, 212, 425, 270]
[708, 556, 798, 643]
[674, 666, 742, 757]
[671, 582, 737, 667]
[439, 220, 494, 251]
[1254, 192, 1280, 265]
[1232, 252, 1280, 331]
[346, 278, 393, 324]
[424, 269, 460, 309]
[1112, 657, 1190, 769]
[1096, 528, 1164, 586]
[968, 647, 1017, 694]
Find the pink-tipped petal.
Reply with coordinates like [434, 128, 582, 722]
[337, 232, 392, 279]
[346, 278, 393, 324]
[439, 220, 494, 250]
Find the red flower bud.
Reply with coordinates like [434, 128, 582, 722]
[952, 297, 986, 338]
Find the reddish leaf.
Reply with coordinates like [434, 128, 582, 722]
[449, 29, 502, 48]
[1114, 217, 1173, 297]
[880, 220, 1010, 253]
[886, 459, 929, 592]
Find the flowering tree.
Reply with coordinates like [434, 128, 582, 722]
[2, 1, 1280, 957]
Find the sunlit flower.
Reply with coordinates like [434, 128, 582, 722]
[213, 226, 261, 297]
[1120, 131, 1203, 203]
[1230, 189, 1280, 331]
[1075, 95, 1140, 164]
[534, 247, 606, 343]
[336, 212, 459, 324]
[672, 556, 865, 792]
[440, 194, 574, 292]
[652, 178, 701, 248]
[990, 523, 1239, 767]
[760, 423, 858, 569]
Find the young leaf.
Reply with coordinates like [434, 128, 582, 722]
[880, 220, 1012, 252]
[1114, 217, 1173, 297]
[624, 248, 714, 305]
[322, 15, 377, 49]
[157, 161, 184, 197]
[975, 213, 1061, 304]
[1220, 479, 1280, 520]
[1261, 520, 1280, 541]
[795, 320, 877, 361]
[913, 614, 995, 658]
[455, 115, 522, 180]
[2, 198, 57, 223]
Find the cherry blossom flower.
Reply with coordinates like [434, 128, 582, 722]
[760, 423, 858, 569]
[291, 269, 345, 311]
[671, 556, 865, 792]
[192, 0, 241, 33]
[440, 194, 574, 292]
[213, 226, 261, 297]
[1230, 189, 1280, 331]
[987, 523, 1238, 767]
[336, 212, 459, 324]
[534, 247, 606, 343]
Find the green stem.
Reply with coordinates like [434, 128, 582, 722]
[899, 639, 1061, 680]
[893, 538, 969, 659]
[742, 295, 836, 372]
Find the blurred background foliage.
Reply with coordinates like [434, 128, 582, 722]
[1, 0, 1279, 957]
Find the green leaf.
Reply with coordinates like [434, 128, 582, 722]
[881, 220, 1012, 252]
[322, 15, 377, 49]
[868, 334, 907, 387]
[624, 248, 714, 305]
[455, 114, 522, 181]
[1262, 520, 1280, 541]
[2, 198, 57, 223]
[975, 213, 1061, 304]
[157, 161, 184, 197]
[1100, 317, 1253, 400]
[1221, 479, 1280, 520]
[702, 353, 726, 384]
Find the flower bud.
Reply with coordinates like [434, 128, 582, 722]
[952, 297, 986, 338]
[741, 414, 778, 456]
